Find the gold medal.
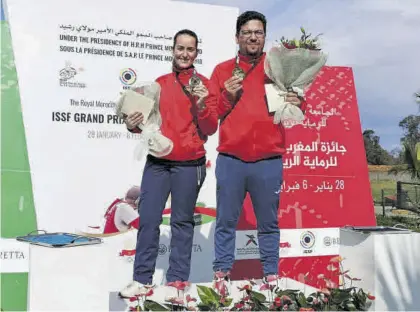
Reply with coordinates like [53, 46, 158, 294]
[232, 66, 245, 79]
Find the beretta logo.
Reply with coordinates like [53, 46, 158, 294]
[323, 236, 340, 247]
[158, 243, 202, 256]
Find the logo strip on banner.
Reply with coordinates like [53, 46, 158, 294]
[235, 228, 340, 260]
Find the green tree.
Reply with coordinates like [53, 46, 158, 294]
[389, 141, 420, 180]
[388, 95, 420, 181]
[363, 129, 393, 165]
[399, 114, 420, 145]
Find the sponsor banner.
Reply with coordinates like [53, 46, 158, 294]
[235, 228, 340, 260]
[6, 0, 238, 235]
[0, 239, 30, 273]
[237, 67, 376, 231]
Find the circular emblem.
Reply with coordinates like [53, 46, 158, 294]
[300, 231, 315, 249]
[323, 236, 332, 247]
[120, 68, 137, 86]
[158, 244, 167, 255]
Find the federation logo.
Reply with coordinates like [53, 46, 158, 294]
[245, 234, 258, 246]
[158, 244, 168, 255]
[300, 231, 315, 253]
[119, 68, 137, 86]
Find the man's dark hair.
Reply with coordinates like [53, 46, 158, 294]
[173, 29, 198, 49]
[236, 11, 267, 35]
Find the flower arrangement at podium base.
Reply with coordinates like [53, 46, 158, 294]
[124, 257, 375, 311]
[116, 82, 173, 160]
[264, 28, 328, 126]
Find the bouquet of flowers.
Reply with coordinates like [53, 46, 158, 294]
[115, 82, 173, 160]
[264, 27, 328, 124]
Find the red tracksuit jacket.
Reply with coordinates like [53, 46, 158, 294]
[210, 53, 307, 162]
[131, 67, 218, 162]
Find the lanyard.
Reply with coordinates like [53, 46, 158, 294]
[233, 54, 261, 79]
[175, 68, 201, 96]
[174, 69, 203, 135]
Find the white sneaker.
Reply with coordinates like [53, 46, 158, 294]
[119, 281, 153, 298]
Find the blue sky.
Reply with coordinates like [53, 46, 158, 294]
[177, 0, 420, 151]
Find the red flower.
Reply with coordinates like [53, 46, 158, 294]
[234, 303, 244, 309]
[237, 284, 251, 291]
[206, 160, 211, 168]
[214, 280, 227, 296]
[145, 289, 154, 297]
[367, 293, 376, 300]
[274, 297, 282, 307]
[186, 294, 197, 303]
[280, 295, 292, 302]
[129, 297, 138, 302]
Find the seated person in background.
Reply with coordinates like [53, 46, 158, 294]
[103, 186, 141, 234]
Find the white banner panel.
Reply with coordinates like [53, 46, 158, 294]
[6, 0, 238, 234]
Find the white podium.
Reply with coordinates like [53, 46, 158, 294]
[339, 227, 420, 311]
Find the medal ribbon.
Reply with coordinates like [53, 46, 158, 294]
[233, 54, 262, 80]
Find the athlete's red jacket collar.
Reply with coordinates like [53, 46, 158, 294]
[172, 64, 196, 76]
[237, 52, 265, 64]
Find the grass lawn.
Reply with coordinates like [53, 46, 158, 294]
[370, 179, 396, 203]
